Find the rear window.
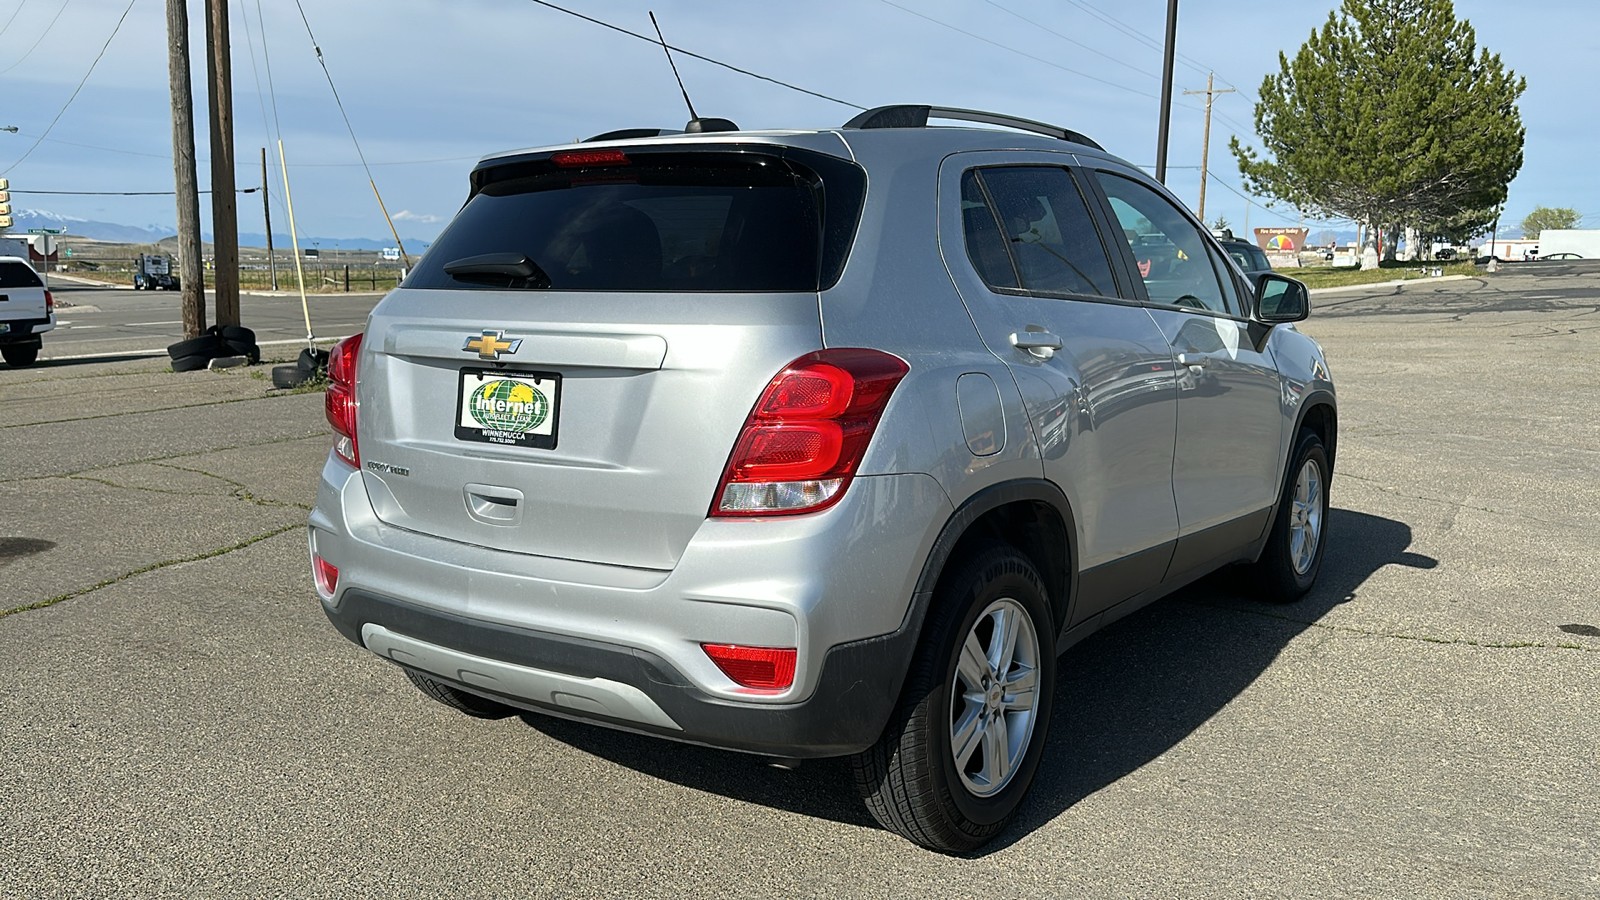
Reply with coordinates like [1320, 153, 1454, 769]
[0, 261, 42, 289]
[405, 149, 865, 293]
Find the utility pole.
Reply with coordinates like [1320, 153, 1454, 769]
[261, 147, 276, 291]
[1183, 72, 1234, 222]
[205, 0, 240, 327]
[165, 0, 205, 339]
[1153, 0, 1179, 184]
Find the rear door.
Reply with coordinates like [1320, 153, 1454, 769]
[355, 144, 866, 571]
[939, 153, 1179, 622]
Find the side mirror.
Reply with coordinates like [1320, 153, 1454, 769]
[1254, 272, 1309, 322]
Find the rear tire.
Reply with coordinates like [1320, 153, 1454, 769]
[404, 669, 516, 719]
[851, 544, 1056, 854]
[1, 344, 39, 367]
[1247, 429, 1330, 602]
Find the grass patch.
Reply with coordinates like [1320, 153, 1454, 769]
[1294, 261, 1480, 290]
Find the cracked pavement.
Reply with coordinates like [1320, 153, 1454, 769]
[0, 272, 1596, 898]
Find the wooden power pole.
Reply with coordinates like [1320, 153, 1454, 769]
[165, 0, 205, 339]
[1184, 72, 1235, 223]
[205, 0, 240, 327]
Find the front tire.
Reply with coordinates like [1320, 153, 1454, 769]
[851, 545, 1056, 853]
[1248, 429, 1330, 601]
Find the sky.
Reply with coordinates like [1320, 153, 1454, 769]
[0, 0, 1593, 245]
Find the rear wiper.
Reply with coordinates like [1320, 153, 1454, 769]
[442, 253, 552, 289]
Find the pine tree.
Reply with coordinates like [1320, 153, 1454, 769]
[1231, 0, 1524, 255]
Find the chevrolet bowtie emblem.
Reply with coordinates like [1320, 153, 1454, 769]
[463, 330, 522, 361]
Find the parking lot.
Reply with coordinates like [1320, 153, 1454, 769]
[1, 270, 1596, 898]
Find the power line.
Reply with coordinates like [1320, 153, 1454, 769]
[14, 187, 259, 195]
[878, 0, 1157, 100]
[1, 0, 137, 176]
[982, 0, 1160, 84]
[1059, 0, 1259, 106]
[526, 0, 865, 110]
[0, 0, 69, 76]
[0, 0, 29, 40]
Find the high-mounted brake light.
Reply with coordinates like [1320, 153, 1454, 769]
[712, 348, 909, 517]
[551, 149, 630, 168]
[325, 333, 363, 468]
[701, 643, 797, 692]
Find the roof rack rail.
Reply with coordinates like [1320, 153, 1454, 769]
[842, 105, 1104, 151]
[582, 127, 684, 143]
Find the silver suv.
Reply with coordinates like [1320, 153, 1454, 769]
[309, 105, 1335, 853]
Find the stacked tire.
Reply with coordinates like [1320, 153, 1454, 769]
[166, 324, 260, 372]
[270, 347, 329, 388]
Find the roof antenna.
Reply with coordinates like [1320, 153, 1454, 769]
[648, 11, 737, 134]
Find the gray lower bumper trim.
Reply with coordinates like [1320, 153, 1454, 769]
[361, 623, 682, 731]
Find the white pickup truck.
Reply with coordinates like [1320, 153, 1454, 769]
[0, 255, 54, 367]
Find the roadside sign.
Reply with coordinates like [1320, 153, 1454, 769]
[27, 227, 62, 235]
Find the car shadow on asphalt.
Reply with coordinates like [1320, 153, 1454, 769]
[519, 507, 1437, 851]
[27, 354, 165, 369]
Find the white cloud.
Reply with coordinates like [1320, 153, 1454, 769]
[391, 210, 443, 224]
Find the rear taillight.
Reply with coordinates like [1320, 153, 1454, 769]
[712, 348, 908, 517]
[44, 290, 53, 314]
[325, 333, 363, 468]
[701, 643, 797, 692]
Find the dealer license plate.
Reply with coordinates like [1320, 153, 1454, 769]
[454, 368, 560, 449]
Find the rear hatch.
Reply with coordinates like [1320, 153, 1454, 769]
[0, 259, 47, 326]
[356, 141, 865, 571]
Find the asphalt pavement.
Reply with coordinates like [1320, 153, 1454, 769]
[1, 270, 1596, 898]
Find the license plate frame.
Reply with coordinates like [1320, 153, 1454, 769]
[454, 367, 561, 449]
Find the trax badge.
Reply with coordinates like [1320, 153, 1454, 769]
[463, 329, 522, 361]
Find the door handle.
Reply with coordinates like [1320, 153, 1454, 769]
[1010, 330, 1063, 360]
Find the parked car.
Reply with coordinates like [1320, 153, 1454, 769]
[1220, 237, 1274, 275]
[1541, 252, 1583, 260]
[0, 255, 54, 367]
[307, 105, 1337, 853]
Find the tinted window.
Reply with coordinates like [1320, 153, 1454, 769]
[976, 167, 1117, 297]
[959, 171, 1018, 289]
[0, 261, 42, 289]
[407, 152, 859, 293]
[1095, 172, 1238, 316]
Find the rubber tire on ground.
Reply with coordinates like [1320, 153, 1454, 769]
[850, 544, 1057, 854]
[1245, 429, 1331, 602]
[270, 363, 312, 388]
[216, 324, 255, 344]
[1, 344, 39, 367]
[403, 669, 516, 719]
[298, 347, 330, 374]
[223, 339, 261, 364]
[170, 352, 214, 373]
[167, 333, 222, 360]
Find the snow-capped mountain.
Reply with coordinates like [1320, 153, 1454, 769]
[9, 209, 174, 244]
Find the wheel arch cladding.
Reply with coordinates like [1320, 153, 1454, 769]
[1297, 396, 1337, 469]
[914, 480, 1077, 639]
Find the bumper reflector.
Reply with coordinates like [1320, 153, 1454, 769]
[701, 643, 797, 692]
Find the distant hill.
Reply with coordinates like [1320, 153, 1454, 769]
[5, 208, 431, 251]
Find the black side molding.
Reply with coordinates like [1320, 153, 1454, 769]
[843, 104, 1105, 151]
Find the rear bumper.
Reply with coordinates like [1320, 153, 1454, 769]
[324, 588, 922, 757]
[308, 457, 951, 757]
[0, 316, 51, 342]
